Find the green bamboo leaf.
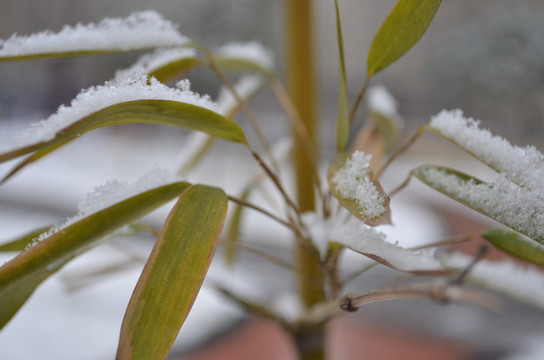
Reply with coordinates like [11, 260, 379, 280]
[328, 152, 390, 225]
[482, 229, 544, 267]
[367, 0, 442, 76]
[413, 165, 544, 244]
[0, 226, 53, 252]
[0, 181, 191, 329]
[0, 99, 248, 167]
[334, 0, 350, 151]
[149, 58, 201, 83]
[117, 184, 228, 360]
[224, 186, 252, 266]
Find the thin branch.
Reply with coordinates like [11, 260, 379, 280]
[219, 240, 299, 273]
[451, 244, 489, 286]
[251, 150, 301, 216]
[227, 195, 295, 232]
[270, 79, 324, 199]
[338, 280, 502, 313]
[377, 125, 425, 177]
[205, 51, 279, 171]
[388, 172, 413, 197]
[348, 76, 370, 128]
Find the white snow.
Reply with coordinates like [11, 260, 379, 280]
[331, 218, 442, 272]
[367, 85, 402, 126]
[419, 166, 544, 242]
[331, 151, 386, 219]
[11, 74, 218, 149]
[114, 47, 197, 81]
[429, 109, 544, 189]
[216, 75, 264, 116]
[214, 41, 274, 72]
[29, 168, 180, 247]
[0, 11, 190, 57]
[440, 252, 544, 310]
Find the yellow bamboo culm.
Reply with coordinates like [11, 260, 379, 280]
[284, 0, 323, 309]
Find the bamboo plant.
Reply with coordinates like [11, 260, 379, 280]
[0, 1, 543, 359]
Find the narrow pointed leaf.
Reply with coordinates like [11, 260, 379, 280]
[413, 165, 544, 244]
[0, 100, 248, 167]
[0, 182, 191, 329]
[0, 226, 53, 252]
[0, 11, 192, 62]
[149, 58, 201, 83]
[367, 0, 442, 76]
[117, 185, 228, 360]
[224, 186, 252, 266]
[334, 0, 350, 151]
[328, 152, 390, 225]
[482, 229, 544, 267]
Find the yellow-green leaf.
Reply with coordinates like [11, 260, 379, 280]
[0, 226, 53, 252]
[0, 100, 248, 170]
[334, 0, 350, 151]
[367, 0, 442, 76]
[413, 165, 544, 244]
[0, 181, 191, 329]
[149, 58, 201, 83]
[482, 229, 544, 267]
[224, 186, 252, 266]
[117, 184, 228, 360]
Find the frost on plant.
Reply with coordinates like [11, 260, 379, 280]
[331, 151, 386, 219]
[430, 109, 544, 189]
[0, 10, 190, 57]
[29, 168, 180, 248]
[418, 166, 544, 242]
[421, 109, 544, 241]
[331, 218, 442, 273]
[12, 74, 218, 148]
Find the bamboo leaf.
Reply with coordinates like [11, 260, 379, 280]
[328, 152, 390, 225]
[334, 0, 350, 151]
[482, 229, 544, 267]
[367, 0, 442, 76]
[0, 11, 193, 62]
[224, 186, 252, 266]
[0, 181, 191, 329]
[0, 99, 248, 168]
[117, 184, 228, 360]
[413, 165, 544, 244]
[0, 226, 53, 252]
[149, 57, 201, 83]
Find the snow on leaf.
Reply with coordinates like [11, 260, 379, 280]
[11, 74, 218, 148]
[329, 151, 389, 223]
[440, 252, 544, 310]
[0, 11, 190, 59]
[114, 47, 199, 82]
[428, 109, 544, 189]
[28, 168, 180, 248]
[330, 218, 443, 274]
[414, 165, 544, 244]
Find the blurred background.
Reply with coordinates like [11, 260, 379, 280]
[1, 1, 544, 359]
